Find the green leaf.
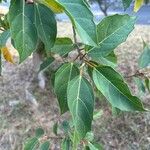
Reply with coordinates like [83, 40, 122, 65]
[93, 66, 145, 111]
[61, 138, 71, 150]
[24, 137, 39, 150]
[67, 76, 94, 139]
[138, 44, 150, 68]
[35, 128, 44, 138]
[56, 0, 97, 46]
[51, 38, 75, 56]
[0, 30, 10, 49]
[88, 14, 136, 57]
[8, 0, 38, 62]
[122, 0, 133, 10]
[34, 3, 57, 52]
[54, 63, 79, 114]
[39, 57, 54, 72]
[92, 51, 117, 68]
[40, 141, 50, 150]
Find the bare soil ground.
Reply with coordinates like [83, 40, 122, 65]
[0, 22, 150, 150]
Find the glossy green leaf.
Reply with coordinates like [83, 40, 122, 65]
[8, 0, 38, 62]
[56, 0, 97, 46]
[54, 63, 79, 114]
[24, 137, 39, 150]
[88, 14, 136, 57]
[138, 44, 150, 68]
[93, 66, 145, 111]
[35, 128, 44, 138]
[51, 38, 75, 56]
[67, 76, 94, 139]
[122, 0, 133, 10]
[40, 141, 50, 150]
[34, 3, 57, 52]
[39, 57, 54, 72]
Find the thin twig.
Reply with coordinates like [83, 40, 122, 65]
[47, 136, 63, 140]
[72, 26, 80, 53]
[80, 53, 87, 60]
[41, 135, 63, 141]
[124, 71, 144, 79]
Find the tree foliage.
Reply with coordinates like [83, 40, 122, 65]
[0, 0, 149, 149]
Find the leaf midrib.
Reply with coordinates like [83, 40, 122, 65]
[36, 4, 49, 47]
[88, 17, 134, 54]
[57, 1, 97, 45]
[94, 68, 143, 109]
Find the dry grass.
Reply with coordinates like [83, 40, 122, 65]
[0, 22, 150, 150]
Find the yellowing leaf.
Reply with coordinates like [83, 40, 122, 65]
[134, 0, 144, 12]
[1, 47, 14, 64]
[39, 0, 64, 13]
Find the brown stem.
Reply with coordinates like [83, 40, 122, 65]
[72, 26, 81, 53]
[97, 0, 108, 16]
[47, 136, 63, 140]
[40, 135, 63, 141]
[124, 71, 145, 79]
[80, 53, 87, 60]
